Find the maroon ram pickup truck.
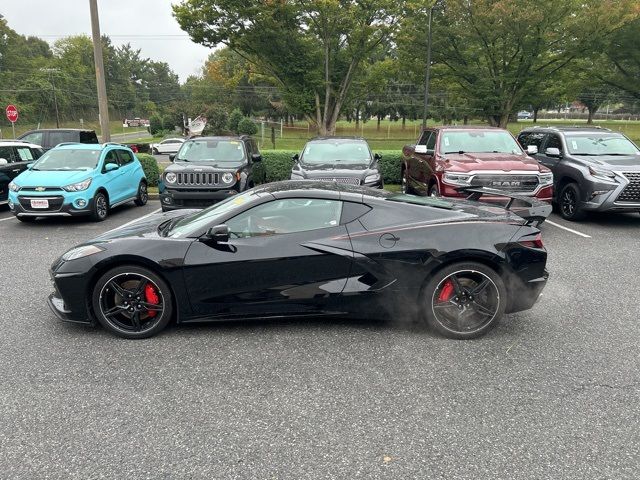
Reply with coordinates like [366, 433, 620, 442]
[401, 126, 553, 202]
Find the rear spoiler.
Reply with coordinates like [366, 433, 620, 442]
[456, 186, 552, 227]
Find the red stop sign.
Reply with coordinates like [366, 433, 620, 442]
[6, 105, 18, 123]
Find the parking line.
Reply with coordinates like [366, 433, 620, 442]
[545, 220, 591, 238]
[112, 208, 162, 230]
[0, 216, 15, 223]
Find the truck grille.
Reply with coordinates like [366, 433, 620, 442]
[617, 172, 640, 202]
[315, 177, 361, 185]
[176, 172, 219, 186]
[470, 174, 539, 193]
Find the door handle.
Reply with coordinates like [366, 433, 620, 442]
[12, 169, 21, 173]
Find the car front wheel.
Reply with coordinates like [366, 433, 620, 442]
[134, 181, 148, 206]
[91, 192, 108, 222]
[422, 262, 507, 339]
[559, 183, 586, 221]
[92, 266, 174, 339]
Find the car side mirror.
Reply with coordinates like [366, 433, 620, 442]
[0, 158, 7, 165]
[105, 163, 119, 172]
[26, 162, 35, 169]
[251, 153, 262, 162]
[169, 154, 176, 162]
[373, 153, 382, 161]
[526, 145, 538, 155]
[545, 147, 561, 158]
[292, 153, 299, 162]
[205, 224, 230, 243]
[414, 145, 428, 154]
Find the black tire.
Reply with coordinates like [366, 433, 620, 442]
[134, 181, 148, 206]
[90, 191, 109, 222]
[161, 205, 169, 212]
[558, 182, 586, 221]
[92, 265, 174, 339]
[428, 182, 440, 197]
[422, 262, 507, 339]
[401, 168, 412, 194]
[152, 148, 159, 155]
[17, 215, 36, 223]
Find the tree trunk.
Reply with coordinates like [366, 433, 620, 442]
[463, 115, 469, 125]
[533, 107, 539, 123]
[355, 106, 360, 129]
[587, 107, 595, 124]
[402, 115, 406, 130]
[377, 115, 382, 131]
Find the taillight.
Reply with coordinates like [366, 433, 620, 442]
[518, 233, 544, 249]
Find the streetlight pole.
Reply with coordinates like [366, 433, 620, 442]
[422, 6, 434, 128]
[89, 0, 111, 142]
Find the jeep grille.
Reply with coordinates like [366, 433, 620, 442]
[176, 172, 220, 186]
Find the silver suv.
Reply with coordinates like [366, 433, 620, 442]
[517, 126, 640, 220]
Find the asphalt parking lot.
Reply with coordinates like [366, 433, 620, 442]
[0, 202, 638, 479]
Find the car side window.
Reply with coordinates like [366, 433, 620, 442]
[15, 146, 35, 161]
[0, 146, 15, 163]
[244, 141, 253, 158]
[49, 131, 77, 146]
[252, 140, 259, 154]
[545, 135, 563, 153]
[21, 132, 44, 146]
[518, 132, 545, 149]
[426, 132, 436, 151]
[117, 149, 134, 165]
[227, 199, 343, 238]
[417, 131, 432, 146]
[103, 150, 120, 169]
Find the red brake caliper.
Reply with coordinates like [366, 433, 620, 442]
[144, 283, 160, 318]
[438, 279, 455, 302]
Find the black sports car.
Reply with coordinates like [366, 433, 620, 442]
[48, 181, 550, 339]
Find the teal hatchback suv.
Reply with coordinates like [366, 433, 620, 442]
[8, 143, 148, 222]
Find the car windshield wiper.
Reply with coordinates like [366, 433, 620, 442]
[443, 151, 466, 154]
[572, 153, 599, 156]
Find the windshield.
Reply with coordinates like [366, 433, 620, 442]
[32, 149, 101, 171]
[176, 139, 246, 163]
[302, 141, 371, 165]
[166, 190, 256, 238]
[565, 135, 640, 155]
[440, 131, 523, 155]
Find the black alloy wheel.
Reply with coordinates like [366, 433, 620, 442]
[428, 182, 440, 197]
[423, 262, 506, 339]
[559, 183, 586, 221]
[401, 169, 411, 194]
[91, 191, 109, 222]
[92, 266, 173, 339]
[134, 181, 148, 206]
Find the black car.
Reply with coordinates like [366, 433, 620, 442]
[48, 182, 550, 340]
[291, 137, 383, 188]
[518, 126, 640, 220]
[17, 129, 99, 152]
[0, 141, 44, 206]
[159, 135, 261, 211]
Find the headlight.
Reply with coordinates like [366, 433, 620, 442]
[165, 172, 177, 184]
[364, 173, 381, 184]
[61, 244, 104, 261]
[443, 173, 471, 185]
[63, 178, 92, 192]
[538, 172, 553, 186]
[221, 172, 234, 184]
[588, 166, 617, 182]
[8, 181, 20, 192]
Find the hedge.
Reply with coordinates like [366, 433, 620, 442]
[256, 149, 404, 185]
[137, 153, 160, 187]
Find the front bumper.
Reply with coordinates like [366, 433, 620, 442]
[577, 177, 640, 212]
[48, 264, 94, 325]
[9, 191, 94, 217]
[441, 183, 553, 203]
[159, 188, 238, 210]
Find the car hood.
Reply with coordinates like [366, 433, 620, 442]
[15, 169, 94, 187]
[165, 161, 244, 172]
[443, 152, 545, 173]
[93, 209, 200, 241]
[577, 154, 640, 169]
[296, 162, 378, 179]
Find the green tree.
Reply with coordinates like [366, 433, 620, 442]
[237, 117, 258, 135]
[173, 0, 403, 135]
[227, 108, 244, 134]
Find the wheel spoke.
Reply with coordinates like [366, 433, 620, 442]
[449, 275, 463, 295]
[131, 311, 141, 331]
[471, 279, 491, 296]
[133, 279, 149, 297]
[472, 300, 495, 316]
[139, 301, 163, 312]
[103, 305, 123, 318]
[107, 281, 128, 297]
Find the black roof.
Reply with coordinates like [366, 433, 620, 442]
[520, 126, 612, 133]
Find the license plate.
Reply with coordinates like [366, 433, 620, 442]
[30, 199, 49, 209]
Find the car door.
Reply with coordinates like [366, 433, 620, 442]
[18, 131, 45, 150]
[411, 130, 435, 194]
[101, 149, 127, 204]
[115, 149, 140, 199]
[0, 146, 17, 203]
[182, 197, 354, 318]
[538, 134, 563, 174]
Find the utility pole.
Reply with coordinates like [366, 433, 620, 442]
[41, 68, 60, 128]
[422, 5, 434, 128]
[89, 0, 110, 142]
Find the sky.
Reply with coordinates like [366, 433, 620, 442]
[1, 0, 213, 81]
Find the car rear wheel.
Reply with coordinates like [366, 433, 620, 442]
[92, 266, 173, 339]
[134, 181, 148, 206]
[90, 192, 108, 222]
[559, 183, 586, 221]
[422, 262, 506, 339]
[428, 182, 440, 197]
[152, 148, 159, 155]
[401, 169, 412, 194]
